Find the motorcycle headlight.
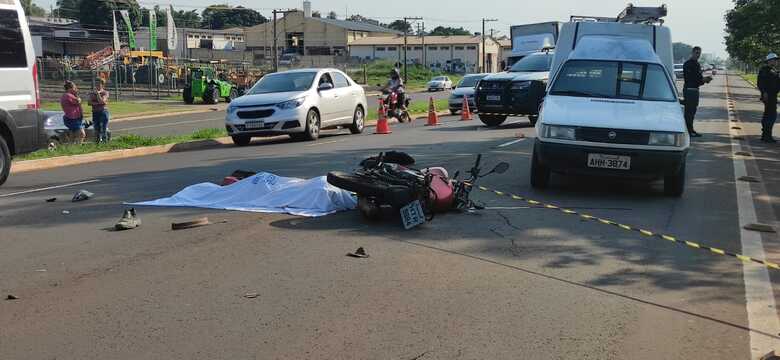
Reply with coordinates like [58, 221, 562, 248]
[277, 97, 306, 110]
[648, 132, 685, 147]
[511, 81, 531, 90]
[542, 124, 577, 140]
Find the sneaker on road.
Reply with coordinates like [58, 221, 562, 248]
[115, 208, 141, 231]
[71, 190, 94, 202]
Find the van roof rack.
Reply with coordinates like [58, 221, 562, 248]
[570, 4, 668, 25]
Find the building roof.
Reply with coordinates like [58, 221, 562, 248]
[498, 39, 511, 48]
[349, 35, 497, 46]
[315, 17, 401, 34]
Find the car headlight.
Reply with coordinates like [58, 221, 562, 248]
[648, 132, 685, 147]
[226, 104, 237, 114]
[276, 97, 306, 110]
[542, 124, 577, 140]
[511, 81, 531, 90]
[44, 117, 57, 127]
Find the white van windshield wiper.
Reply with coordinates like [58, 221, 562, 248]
[550, 90, 608, 98]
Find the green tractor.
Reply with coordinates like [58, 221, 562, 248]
[183, 67, 238, 105]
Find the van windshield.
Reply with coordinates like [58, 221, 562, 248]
[550, 60, 676, 102]
[509, 53, 553, 72]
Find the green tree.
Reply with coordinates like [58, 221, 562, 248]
[141, 5, 166, 27]
[725, 0, 780, 65]
[21, 0, 46, 16]
[673, 42, 694, 63]
[55, 0, 80, 19]
[387, 19, 411, 33]
[78, 0, 141, 28]
[326, 11, 337, 19]
[428, 26, 471, 36]
[172, 9, 201, 28]
[201, 5, 267, 29]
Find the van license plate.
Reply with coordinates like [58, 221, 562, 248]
[486, 95, 501, 102]
[245, 121, 264, 129]
[587, 154, 631, 170]
[400, 200, 426, 230]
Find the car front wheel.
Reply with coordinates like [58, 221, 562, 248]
[0, 135, 11, 186]
[530, 146, 550, 189]
[664, 160, 686, 197]
[292, 109, 321, 141]
[479, 114, 507, 127]
[349, 106, 365, 134]
[231, 135, 251, 146]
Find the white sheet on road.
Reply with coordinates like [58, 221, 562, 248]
[130, 172, 357, 217]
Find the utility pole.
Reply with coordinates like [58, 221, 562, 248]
[272, 9, 295, 72]
[419, 22, 426, 69]
[482, 18, 497, 72]
[402, 16, 422, 83]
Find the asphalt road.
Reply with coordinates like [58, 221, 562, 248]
[110, 90, 453, 138]
[2, 74, 779, 359]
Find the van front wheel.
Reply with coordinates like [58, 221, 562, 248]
[664, 161, 686, 197]
[0, 136, 11, 186]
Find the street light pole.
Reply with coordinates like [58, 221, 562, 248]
[482, 18, 497, 72]
[402, 16, 422, 83]
[272, 9, 295, 73]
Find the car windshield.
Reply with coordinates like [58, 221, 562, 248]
[248, 72, 316, 94]
[550, 60, 676, 102]
[433, 76, 447, 81]
[458, 75, 486, 88]
[509, 53, 553, 72]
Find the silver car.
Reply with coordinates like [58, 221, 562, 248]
[427, 76, 453, 92]
[448, 73, 489, 115]
[225, 68, 368, 146]
[43, 111, 110, 150]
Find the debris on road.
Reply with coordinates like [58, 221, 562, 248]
[735, 151, 752, 157]
[744, 223, 777, 233]
[243, 292, 259, 299]
[738, 176, 760, 183]
[45, 197, 57, 202]
[347, 247, 370, 258]
[115, 208, 141, 231]
[171, 217, 210, 230]
[5, 294, 19, 300]
[62, 210, 71, 215]
[71, 190, 94, 202]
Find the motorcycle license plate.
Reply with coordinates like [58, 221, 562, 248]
[400, 200, 426, 230]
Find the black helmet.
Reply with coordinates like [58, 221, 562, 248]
[390, 68, 400, 79]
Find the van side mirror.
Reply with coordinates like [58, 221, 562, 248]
[318, 83, 334, 91]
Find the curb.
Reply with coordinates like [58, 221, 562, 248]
[111, 107, 225, 123]
[10, 110, 454, 174]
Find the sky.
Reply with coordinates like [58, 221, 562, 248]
[37, 0, 734, 58]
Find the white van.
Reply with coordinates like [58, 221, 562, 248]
[0, 0, 43, 185]
[532, 20, 688, 196]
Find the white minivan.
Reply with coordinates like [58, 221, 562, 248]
[532, 21, 689, 196]
[0, 0, 43, 185]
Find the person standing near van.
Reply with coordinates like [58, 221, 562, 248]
[683, 46, 713, 137]
[757, 53, 779, 143]
[89, 78, 110, 143]
[60, 81, 85, 144]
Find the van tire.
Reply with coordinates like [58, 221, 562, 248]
[664, 161, 686, 197]
[530, 146, 550, 189]
[0, 136, 11, 186]
[479, 114, 507, 127]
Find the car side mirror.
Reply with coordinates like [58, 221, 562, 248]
[318, 83, 334, 91]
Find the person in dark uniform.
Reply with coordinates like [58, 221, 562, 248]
[757, 53, 779, 143]
[683, 46, 713, 137]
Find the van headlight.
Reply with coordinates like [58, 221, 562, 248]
[648, 132, 685, 147]
[277, 97, 306, 110]
[541, 124, 577, 140]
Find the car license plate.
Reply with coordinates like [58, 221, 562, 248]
[587, 154, 631, 170]
[487, 95, 501, 102]
[244, 121, 264, 129]
[400, 200, 426, 230]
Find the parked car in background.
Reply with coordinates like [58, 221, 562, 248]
[448, 73, 489, 115]
[427, 76, 453, 92]
[0, 0, 45, 186]
[673, 64, 684, 79]
[475, 51, 554, 127]
[225, 68, 367, 145]
[43, 111, 110, 150]
[279, 53, 301, 66]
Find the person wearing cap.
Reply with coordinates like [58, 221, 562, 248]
[683, 46, 713, 137]
[757, 53, 780, 143]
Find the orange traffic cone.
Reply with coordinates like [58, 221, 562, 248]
[425, 97, 439, 126]
[374, 98, 392, 134]
[461, 96, 473, 121]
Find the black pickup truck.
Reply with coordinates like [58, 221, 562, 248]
[474, 51, 554, 127]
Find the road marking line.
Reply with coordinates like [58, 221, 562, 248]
[497, 138, 526, 148]
[113, 118, 223, 132]
[726, 74, 780, 357]
[0, 179, 100, 198]
[304, 139, 347, 147]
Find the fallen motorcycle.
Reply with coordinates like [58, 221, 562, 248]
[327, 152, 509, 229]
